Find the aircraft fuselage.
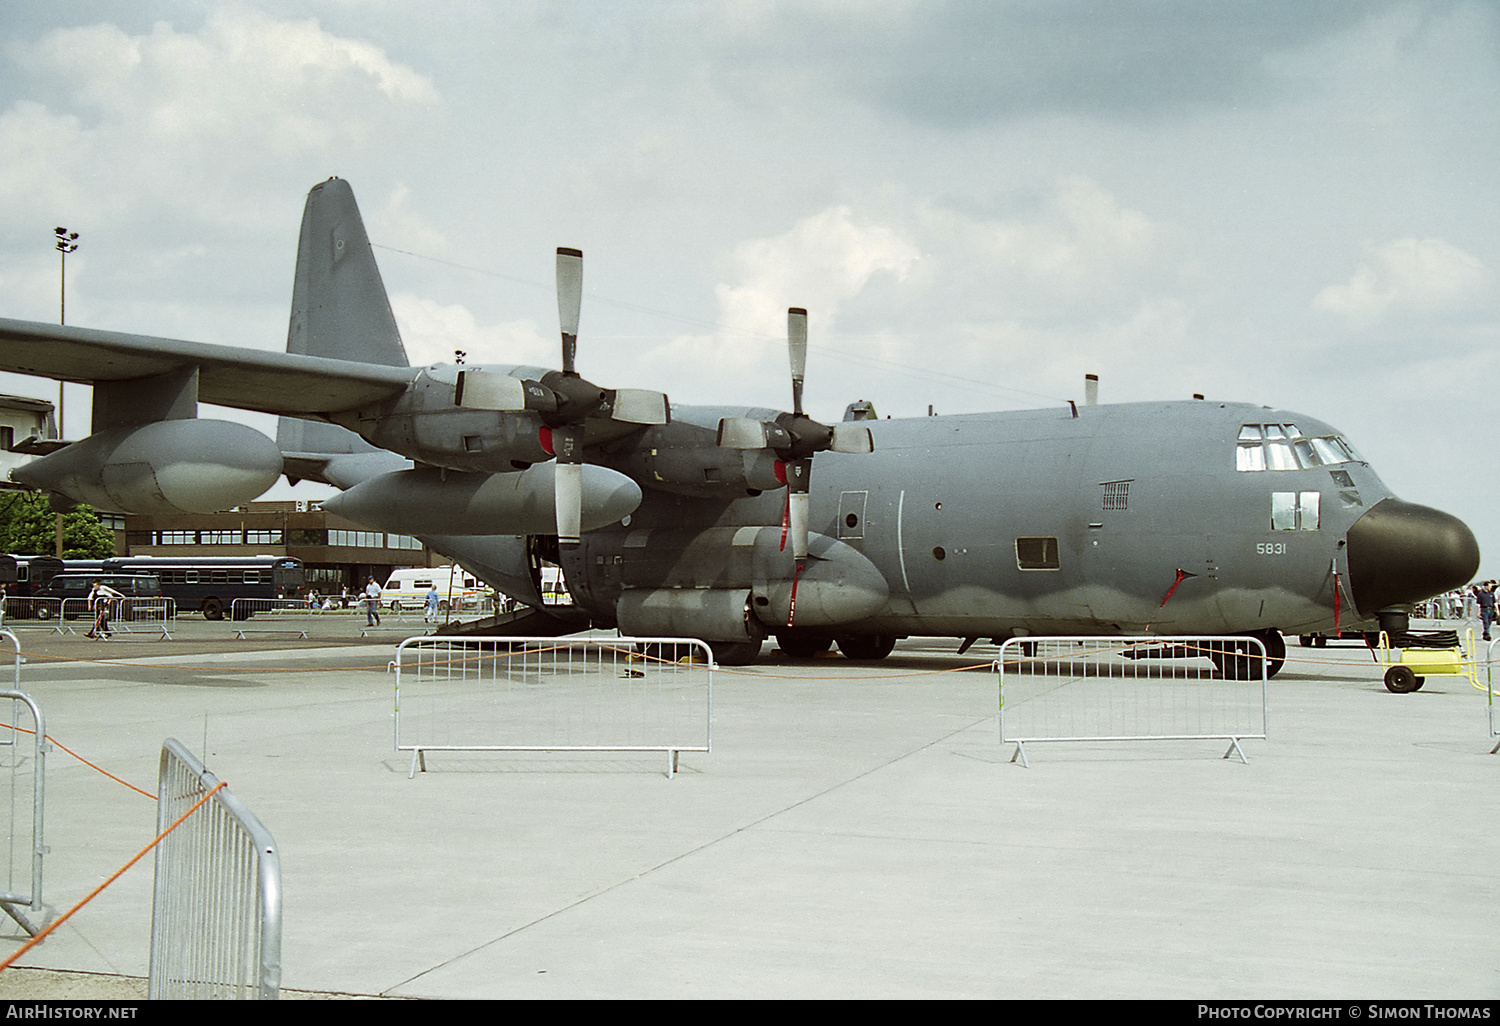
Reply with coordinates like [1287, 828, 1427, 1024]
[552, 398, 1462, 645]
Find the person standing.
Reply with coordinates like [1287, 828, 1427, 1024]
[364, 576, 382, 627]
[1476, 582, 1496, 642]
[424, 584, 440, 624]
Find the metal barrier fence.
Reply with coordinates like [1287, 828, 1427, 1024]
[0, 598, 64, 625]
[394, 636, 714, 778]
[228, 597, 324, 619]
[227, 598, 325, 637]
[996, 636, 1270, 767]
[59, 597, 175, 637]
[0, 596, 176, 631]
[0, 632, 46, 936]
[1487, 639, 1500, 755]
[150, 739, 282, 1000]
[384, 596, 495, 620]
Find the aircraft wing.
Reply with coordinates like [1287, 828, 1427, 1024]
[0, 317, 415, 416]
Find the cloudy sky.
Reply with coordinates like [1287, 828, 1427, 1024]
[1, 1, 1497, 572]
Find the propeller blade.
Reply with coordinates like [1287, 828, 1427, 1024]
[609, 388, 669, 425]
[551, 425, 584, 544]
[556, 247, 583, 375]
[785, 457, 812, 562]
[787, 490, 810, 562]
[788, 307, 807, 416]
[829, 422, 874, 455]
[555, 462, 582, 544]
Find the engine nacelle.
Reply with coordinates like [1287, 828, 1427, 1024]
[335, 365, 555, 474]
[616, 588, 760, 643]
[612, 527, 890, 632]
[10, 420, 283, 514]
[317, 463, 641, 536]
[602, 421, 785, 498]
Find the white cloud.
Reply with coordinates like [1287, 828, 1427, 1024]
[0, 9, 438, 229]
[626, 180, 1180, 411]
[1315, 237, 1487, 320]
[713, 205, 921, 340]
[390, 294, 554, 370]
[373, 184, 453, 257]
[631, 206, 920, 403]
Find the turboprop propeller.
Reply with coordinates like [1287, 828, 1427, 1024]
[545, 248, 669, 543]
[450, 247, 667, 542]
[717, 307, 874, 570]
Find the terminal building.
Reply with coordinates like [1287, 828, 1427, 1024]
[120, 501, 446, 596]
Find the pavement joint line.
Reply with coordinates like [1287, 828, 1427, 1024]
[386, 704, 997, 996]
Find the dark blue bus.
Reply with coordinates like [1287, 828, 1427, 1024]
[100, 555, 306, 619]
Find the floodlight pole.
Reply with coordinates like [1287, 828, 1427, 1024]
[53, 228, 78, 438]
[53, 227, 78, 559]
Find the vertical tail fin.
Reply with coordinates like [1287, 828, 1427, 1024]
[286, 177, 409, 368]
[281, 178, 409, 476]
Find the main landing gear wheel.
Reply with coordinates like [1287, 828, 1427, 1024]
[835, 633, 897, 661]
[709, 610, 767, 667]
[776, 632, 834, 659]
[1384, 665, 1422, 693]
[709, 638, 763, 666]
[1211, 631, 1284, 680]
[1257, 630, 1286, 679]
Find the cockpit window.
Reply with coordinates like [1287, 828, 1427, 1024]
[1265, 441, 1297, 471]
[1237, 424, 1356, 472]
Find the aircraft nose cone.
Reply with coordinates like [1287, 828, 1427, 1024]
[1345, 498, 1480, 615]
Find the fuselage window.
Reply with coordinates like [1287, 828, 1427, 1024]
[1330, 469, 1362, 507]
[1016, 537, 1061, 570]
[1271, 491, 1321, 531]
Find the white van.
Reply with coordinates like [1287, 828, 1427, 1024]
[381, 566, 484, 613]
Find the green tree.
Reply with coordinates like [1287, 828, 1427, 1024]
[0, 491, 117, 559]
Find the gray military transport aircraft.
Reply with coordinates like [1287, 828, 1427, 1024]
[0, 178, 1480, 670]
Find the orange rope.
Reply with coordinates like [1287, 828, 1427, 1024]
[12, 650, 396, 673]
[44, 733, 156, 800]
[0, 781, 225, 973]
[0, 723, 155, 800]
